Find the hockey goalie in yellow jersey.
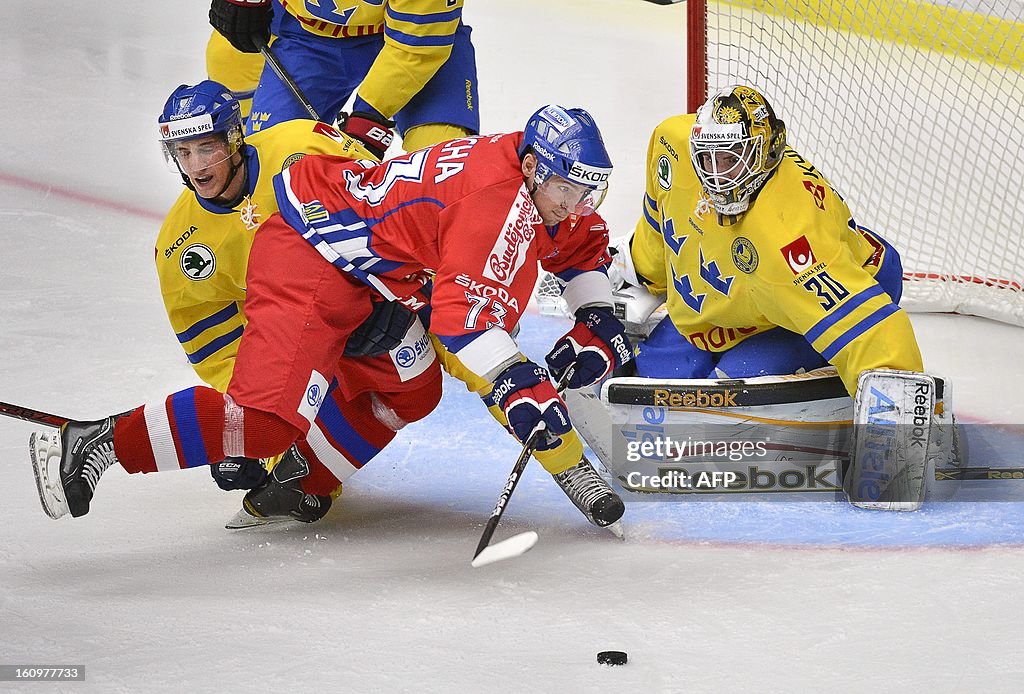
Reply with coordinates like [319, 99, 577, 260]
[609, 85, 951, 510]
[625, 84, 922, 392]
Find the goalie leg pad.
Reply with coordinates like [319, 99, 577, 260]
[847, 370, 935, 511]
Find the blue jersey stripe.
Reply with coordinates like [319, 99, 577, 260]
[186, 326, 244, 364]
[386, 6, 461, 25]
[804, 284, 886, 344]
[820, 303, 902, 361]
[315, 395, 380, 466]
[170, 389, 209, 469]
[642, 203, 661, 234]
[383, 25, 457, 47]
[176, 304, 239, 344]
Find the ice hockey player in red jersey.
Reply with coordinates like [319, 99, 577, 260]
[32, 105, 633, 531]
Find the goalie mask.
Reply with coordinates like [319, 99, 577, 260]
[689, 85, 787, 217]
[519, 105, 613, 217]
[158, 81, 245, 195]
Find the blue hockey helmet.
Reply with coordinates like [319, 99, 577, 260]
[518, 105, 613, 215]
[158, 80, 244, 174]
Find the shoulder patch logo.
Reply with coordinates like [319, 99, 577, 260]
[180, 243, 216, 280]
[731, 237, 758, 274]
[803, 181, 826, 210]
[283, 152, 305, 170]
[657, 155, 673, 190]
[780, 236, 816, 274]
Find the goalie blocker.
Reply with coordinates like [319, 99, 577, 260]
[565, 368, 958, 507]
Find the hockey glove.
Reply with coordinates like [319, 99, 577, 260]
[211, 457, 269, 491]
[209, 0, 273, 54]
[338, 110, 395, 160]
[490, 361, 572, 451]
[344, 299, 418, 357]
[546, 305, 634, 389]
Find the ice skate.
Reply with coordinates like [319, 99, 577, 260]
[29, 417, 119, 519]
[225, 446, 333, 529]
[552, 455, 625, 538]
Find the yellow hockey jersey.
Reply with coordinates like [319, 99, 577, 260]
[631, 114, 923, 395]
[155, 119, 374, 391]
[276, 0, 463, 119]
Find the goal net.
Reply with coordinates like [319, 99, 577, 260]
[688, 0, 1024, 325]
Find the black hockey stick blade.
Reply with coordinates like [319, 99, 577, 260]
[255, 36, 322, 121]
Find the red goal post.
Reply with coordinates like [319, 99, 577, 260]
[686, 0, 1024, 325]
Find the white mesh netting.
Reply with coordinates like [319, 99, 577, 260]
[701, 0, 1024, 324]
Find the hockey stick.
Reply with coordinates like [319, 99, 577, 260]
[0, 401, 75, 428]
[471, 367, 575, 568]
[254, 36, 322, 121]
[935, 467, 1024, 481]
[0, 401, 135, 429]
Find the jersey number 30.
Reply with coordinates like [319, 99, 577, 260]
[804, 271, 849, 311]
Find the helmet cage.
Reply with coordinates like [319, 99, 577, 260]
[689, 85, 786, 216]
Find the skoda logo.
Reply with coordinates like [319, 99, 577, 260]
[306, 383, 322, 407]
[180, 243, 216, 280]
[396, 346, 416, 368]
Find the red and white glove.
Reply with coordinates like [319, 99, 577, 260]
[545, 306, 633, 389]
[490, 361, 572, 450]
[338, 110, 395, 160]
[209, 0, 273, 54]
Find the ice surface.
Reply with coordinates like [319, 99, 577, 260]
[2, 1, 1024, 691]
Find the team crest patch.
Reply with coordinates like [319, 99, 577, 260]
[283, 152, 305, 169]
[180, 243, 216, 280]
[657, 155, 672, 190]
[731, 237, 758, 274]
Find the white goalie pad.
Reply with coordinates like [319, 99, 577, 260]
[566, 368, 854, 496]
[847, 370, 940, 511]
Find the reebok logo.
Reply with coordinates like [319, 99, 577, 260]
[652, 388, 738, 408]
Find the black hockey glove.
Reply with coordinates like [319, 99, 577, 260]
[211, 457, 269, 491]
[344, 299, 418, 357]
[209, 0, 273, 54]
[338, 110, 396, 160]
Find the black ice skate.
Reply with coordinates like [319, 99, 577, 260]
[224, 446, 333, 529]
[552, 455, 625, 538]
[29, 417, 120, 519]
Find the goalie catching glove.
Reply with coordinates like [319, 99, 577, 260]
[209, 0, 273, 54]
[546, 305, 633, 389]
[490, 361, 572, 450]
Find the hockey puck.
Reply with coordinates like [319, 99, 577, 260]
[597, 650, 628, 666]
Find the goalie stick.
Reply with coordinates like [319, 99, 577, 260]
[471, 367, 575, 568]
[254, 36, 322, 121]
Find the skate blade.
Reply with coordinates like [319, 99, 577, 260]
[224, 508, 294, 530]
[604, 520, 625, 540]
[29, 430, 69, 520]
[471, 531, 539, 568]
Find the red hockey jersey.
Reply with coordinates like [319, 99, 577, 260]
[274, 132, 612, 378]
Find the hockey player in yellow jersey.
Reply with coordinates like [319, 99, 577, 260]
[208, 0, 479, 156]
[624, 84, 923, 396]
[205, 29, 263, 120]
[155, 80, 443, 526]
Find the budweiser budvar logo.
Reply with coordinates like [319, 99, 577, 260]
[483, 186, 539, 286]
